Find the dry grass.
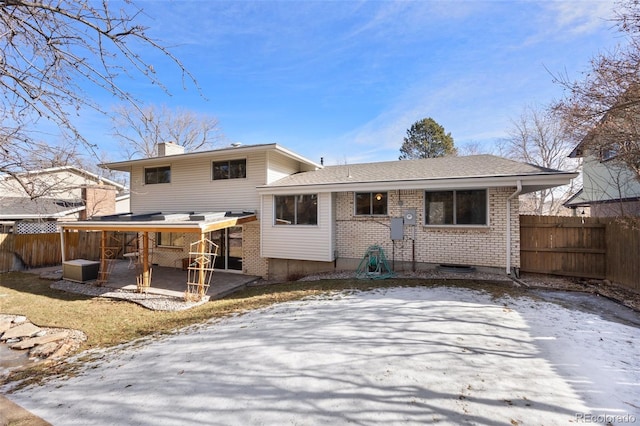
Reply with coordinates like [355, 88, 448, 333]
[0, 271, 517, 389]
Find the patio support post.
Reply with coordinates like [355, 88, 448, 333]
[142, 232, 151, 290]
[198, 232, 206, 296]
[99, 230, 108, 282]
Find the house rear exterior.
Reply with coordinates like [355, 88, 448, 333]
[102, 143, 576, 280]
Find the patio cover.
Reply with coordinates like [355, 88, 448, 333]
[58, 212, 257, 292]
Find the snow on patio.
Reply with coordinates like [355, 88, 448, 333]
[7, 286, 640, 425]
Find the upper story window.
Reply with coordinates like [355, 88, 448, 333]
[599, 144, 619, 162]
[144, 166, 171, 184]
[425, 189, 487, 226]
[213, 159, 246, 180]
[274, 194, 318, 225]
[355, 192, 388, 216]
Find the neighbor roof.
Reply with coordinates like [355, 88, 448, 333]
[0, 166, 126, 190]
[258, 155, 576, 194]
[0, 197, 85, 220]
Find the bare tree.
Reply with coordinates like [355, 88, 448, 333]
[501, 105, 580, 215]
[0, 0, 197, 196]
[553, 0, 640, 181]
[111, 104, 223, 159]
[457, 142, 494, 156]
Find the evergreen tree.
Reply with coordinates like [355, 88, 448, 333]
[399, 118, 456, 159]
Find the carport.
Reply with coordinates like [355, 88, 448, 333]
[59, 212, 257, 300]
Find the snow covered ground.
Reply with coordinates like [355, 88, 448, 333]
[6, 286, 640, 425]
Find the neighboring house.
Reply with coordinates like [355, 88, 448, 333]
[565, 141, 640, 217]
[62, 142, 575, 280]
[564, 88, 640, 217]
[0, 166, 128, 233]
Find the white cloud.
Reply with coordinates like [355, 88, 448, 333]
[547, 0, 617, 35]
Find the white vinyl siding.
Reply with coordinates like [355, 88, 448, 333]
[130, 152, 266, 213]
[582, 154, 640, 203]
[261, 192, 334, 262]
[266, 151, 304, 184]
[129, 150, 316, 214]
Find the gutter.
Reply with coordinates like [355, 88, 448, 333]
[506, 180, 522, 275]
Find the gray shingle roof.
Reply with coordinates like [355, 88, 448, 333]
[265, 155, 566, 187]
[0, 197, 84, 218]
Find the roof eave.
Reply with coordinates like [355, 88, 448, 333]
[100, 144, 322, 172]
[256, 172, 578, 194]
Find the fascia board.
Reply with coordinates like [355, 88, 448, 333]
[101, 144, 321, 171]
[257, 173, 578, 195]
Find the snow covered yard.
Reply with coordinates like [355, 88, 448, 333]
[6, 286, 640, 425]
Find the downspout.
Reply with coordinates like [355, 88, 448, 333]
[506, 180, 522, 275]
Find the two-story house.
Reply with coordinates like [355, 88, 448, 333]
[61, 142, 576, 281]
[565, 139, 640, 217]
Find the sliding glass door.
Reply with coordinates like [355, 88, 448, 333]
[209, 226, 243, 271]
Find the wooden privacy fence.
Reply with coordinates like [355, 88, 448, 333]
[0, 231, 115, 272]
[520, 215, 639, 293]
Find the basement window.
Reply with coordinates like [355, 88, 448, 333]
[157, 232, 184, 248]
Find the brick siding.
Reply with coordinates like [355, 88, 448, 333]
[335, 188, 520, 270]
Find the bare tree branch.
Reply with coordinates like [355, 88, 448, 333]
[503, 105, 580, 215]
[0, 0, 200, 195]
[111, 104, 223, 159]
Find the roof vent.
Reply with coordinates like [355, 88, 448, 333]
[231, 142, 242, 147]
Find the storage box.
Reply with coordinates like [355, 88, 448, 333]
[63, 259, 100, 282]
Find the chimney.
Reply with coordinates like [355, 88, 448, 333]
[81, 185, 117, 219]
[157, 141, 185, 157]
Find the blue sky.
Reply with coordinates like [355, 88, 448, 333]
[81, 0, 620, 165]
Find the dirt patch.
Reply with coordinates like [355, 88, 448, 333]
[517, 273, 640, 312]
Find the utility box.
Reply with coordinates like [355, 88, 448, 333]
[63, 259, 100, 283]
[391, 217, 404, 241]
[403, 209, 417, 225]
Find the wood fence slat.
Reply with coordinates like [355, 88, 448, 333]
[520, 215, 638, 293]
[0, 231, 125, 272]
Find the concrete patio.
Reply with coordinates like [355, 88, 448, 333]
[99, 259, 260, 300]
[36, 260, 260, 301]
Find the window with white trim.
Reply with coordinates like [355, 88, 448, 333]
[424, 189, 487, 225]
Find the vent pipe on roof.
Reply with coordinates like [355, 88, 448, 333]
[231, 142, 242, 147]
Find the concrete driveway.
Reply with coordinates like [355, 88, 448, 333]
[5, 286, 639, 425]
